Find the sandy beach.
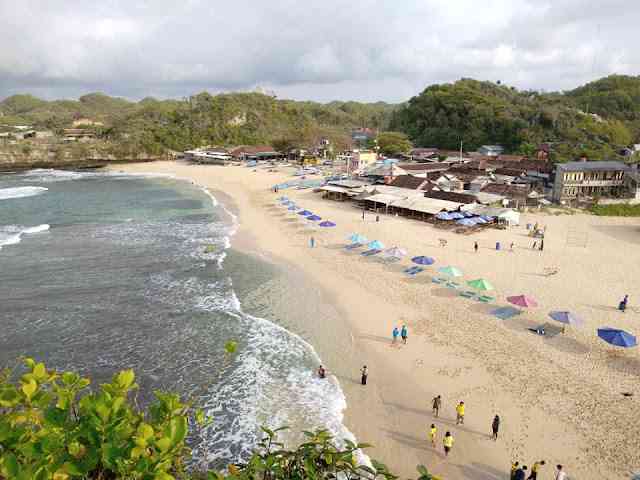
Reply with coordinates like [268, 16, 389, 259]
[110, 161, 639, 480]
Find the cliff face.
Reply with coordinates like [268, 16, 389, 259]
[0, 143, 161, 172]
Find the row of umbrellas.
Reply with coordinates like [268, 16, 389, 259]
[278, 197, 336, 228]
[281, 195, 637, 350]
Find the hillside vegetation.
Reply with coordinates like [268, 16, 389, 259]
[390, 76, 640, 162]
[2, 75, 640, 162]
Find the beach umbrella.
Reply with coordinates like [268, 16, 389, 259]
[467, 278, 494, 291]
[367, 240, 385, 250]
[463, 211, 475, 218]
[549, 311, 584, 328]
[597, 327, 637, 348]
[298, 210, 313, 216]
[412, 256, 435, 266]
[307, 215, 322, 221]
[347, 233, 368, 244]
[507, 295, 538, 308]
[382, 247, 407, 259]
[319, 221, 336, 228]
[287, 205, 298, 211]
[491, 306, 522, 320]
[438, 266, 463, 277]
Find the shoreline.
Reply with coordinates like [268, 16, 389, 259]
[107, 161, 639, 480]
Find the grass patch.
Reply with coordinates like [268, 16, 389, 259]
[590, 203, 640, 216]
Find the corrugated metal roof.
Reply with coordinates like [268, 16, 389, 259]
[393, 197, 463, 214]
[557, 161, 629, 172]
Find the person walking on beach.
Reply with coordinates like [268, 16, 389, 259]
[532, 240, 537, 250]
[527, 460, 545, 479]
[432, 395, 441, 417]
[455, 401, 465, 425]
[442, 431, 454, 457]
[619, 294, 629, 312]
[510, 462, 520, 480]
[554, 465, 567, 480]
[376, 215, 380, 222]
[513, 465, 528, 480]
[474, 241, 478, 253]
[510, 242, 515, 251]
[362, 210, 365, 220]
[429, 423, 437, 447]
[360, 365, 368, 385]
[392, 326, 399, 344]
[491, 414, 500, 440]
[540, 239, 544, 251]
[317, 365, 326, 379]
[401, 325, 408, 344]
[310, 236, 315, 248]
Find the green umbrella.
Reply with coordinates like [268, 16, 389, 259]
[438, 266, 463, 277]
[467, 278, 494, 291]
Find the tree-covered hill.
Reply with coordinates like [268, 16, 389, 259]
[3, 75, 640, 162]
[390, 77, 638, 162]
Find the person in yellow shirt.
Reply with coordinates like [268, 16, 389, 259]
[527, 460, 545, 479]
[443, 431, 454, 457]
[429, 424, 437, 447]
[456, 401, 465, 425]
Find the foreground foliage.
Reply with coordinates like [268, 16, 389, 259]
[0, 360, 441, 480]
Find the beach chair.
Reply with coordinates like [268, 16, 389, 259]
[459, 290, 476, 299]
[345, 242, 364, 250]
[361, 249, 382, 256]
[477, 295, 495, 303]
[404, 266, 425, 276]
[446, 281, 461, 289]
[431, 277, 446, 284]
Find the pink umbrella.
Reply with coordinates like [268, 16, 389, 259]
[507, 295, 538, 308]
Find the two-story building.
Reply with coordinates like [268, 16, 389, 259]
[349, 149, 377, 173]
[552, 161, 630, 202]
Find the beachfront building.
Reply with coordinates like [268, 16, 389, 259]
[184, 148, 232, 165]
[349, 149, 377, 173]
[230, 145, 284, 161]
[409, 148, 439, 162]
[552, 161, 630, 202]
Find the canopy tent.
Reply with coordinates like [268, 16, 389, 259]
[597, 328, 637, 348]
[507, 295, 539, 308]
[492, 306, 522, 320]
[438, 266, 463, 277]
[367, 240, 385, 250]
[382, 247, 407, 259]
[548, 311, 584, 328]
[347, 233, 368, 244]
[297, 210, 313, 217]
[467, 279, 494, 291]
[412, 256, 435, 266]
[435, 212, 453, 220]
[319, 221, 336, 228]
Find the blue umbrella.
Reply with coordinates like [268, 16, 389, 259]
[287, 205, 298, 211]
[347, 233, 368, 244]
[450, 212, 465, 219]
[491, 306, 522, 320]
[319, 221, 336, 227]
[436, 212, 452, 220]
[597, 328, 637, 348]
[463, 211, 475, 218]
[307, 215, 322, 221]
[298, 210, 313, 216]
[367, 240, 385, 250]
[412, 256, 435, 265]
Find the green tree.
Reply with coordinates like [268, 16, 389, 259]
[376, 131, 412, 156]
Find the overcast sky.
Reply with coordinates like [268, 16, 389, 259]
[0, 0, 637, 103]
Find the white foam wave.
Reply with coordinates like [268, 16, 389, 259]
[0, 186, 48, 201]
[0, 224, 50, 250]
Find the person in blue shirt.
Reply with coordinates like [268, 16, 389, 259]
[401, 325, 408, 344]
[392, 326, 399, 344]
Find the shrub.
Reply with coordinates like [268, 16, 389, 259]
[0, 360, 442, 480]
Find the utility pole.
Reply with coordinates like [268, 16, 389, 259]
[459, 140, 463, 163]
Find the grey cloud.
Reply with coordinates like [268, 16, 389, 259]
[0, 0, 638, 102]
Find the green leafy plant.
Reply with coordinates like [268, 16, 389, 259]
[0, 360, 440, 480]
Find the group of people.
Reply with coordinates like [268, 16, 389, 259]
[391, 325, 409, 344]
[511, 461, 567, 480]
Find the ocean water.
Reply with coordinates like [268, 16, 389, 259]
[0, 169, 358, 469]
